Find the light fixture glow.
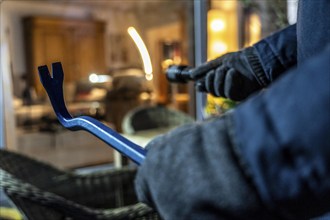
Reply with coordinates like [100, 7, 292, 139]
[128, 27, 153, 80]
[212, 41, 228, 54]
[89, 73, 98, 83]
[248, 13, 261, 46]
[145, 74, 153, 81]
[89, 73, 111, 83]
[210, 19, 225, 32]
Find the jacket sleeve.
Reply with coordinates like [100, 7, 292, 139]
[232, 45, 330, 219]
[135, 114, 281, 219]
[251, 24, 297, 83]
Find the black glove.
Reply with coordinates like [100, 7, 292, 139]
[135, 114, 280, 220]
[191, 47, 268, 101]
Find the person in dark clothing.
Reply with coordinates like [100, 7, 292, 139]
[135, 1, 330, 219]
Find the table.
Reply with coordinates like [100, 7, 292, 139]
[114, 127, 177, 167]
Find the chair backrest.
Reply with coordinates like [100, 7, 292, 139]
[0, 150, 160, 220]
[0, 149, 64, 189]
[122, 105, 194, 134]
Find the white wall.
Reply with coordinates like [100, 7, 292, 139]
[1, 7, 16, 149]
[0, 29, 5, 148]
[0, 1, 3, 148]
[0, 42, 17, 150]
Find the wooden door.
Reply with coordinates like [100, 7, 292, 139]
[36, 27, 73, 81]
[72, 23, 105, 80]
[24, 17, 106, 97]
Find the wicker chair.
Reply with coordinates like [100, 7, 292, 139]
[122, 105, 194, 135]
[0, 149, 160, 220]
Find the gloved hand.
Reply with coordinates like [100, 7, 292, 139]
[191, 47, 268, 101]
[135, 114, 279, 220]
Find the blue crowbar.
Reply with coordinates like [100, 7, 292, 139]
[38, 62, 146, 165]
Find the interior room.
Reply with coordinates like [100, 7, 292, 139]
[1, 0, 292, 168]
[1, 0, 309, 219]
[1, 0, 196, 169]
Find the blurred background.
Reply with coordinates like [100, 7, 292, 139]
[0, 0, 297, 169]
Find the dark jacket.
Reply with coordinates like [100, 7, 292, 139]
[253, 1, 330, 81]
[233, 45, 330, 219]
[234, 0, 330, 218]
[135, 1, 330, 219]
[136, 46, 330, 220]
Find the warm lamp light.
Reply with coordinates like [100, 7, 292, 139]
[211, 0, 237, 11]
[89, 73, 111, 83]
[89, 73, 98, 83]
[145, 74, 153, 81]
[127, 27, 153, 81]
[221, 1, 237, 11]
[210, 19, 225, 32]
[207, 9, 229, 58]
[247, 13, 261, 46]
[212, 41, 228, 54]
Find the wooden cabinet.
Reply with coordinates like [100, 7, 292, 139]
[24, 17, 106, 97]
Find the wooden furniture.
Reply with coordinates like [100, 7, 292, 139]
[24, 16, 106, 97]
